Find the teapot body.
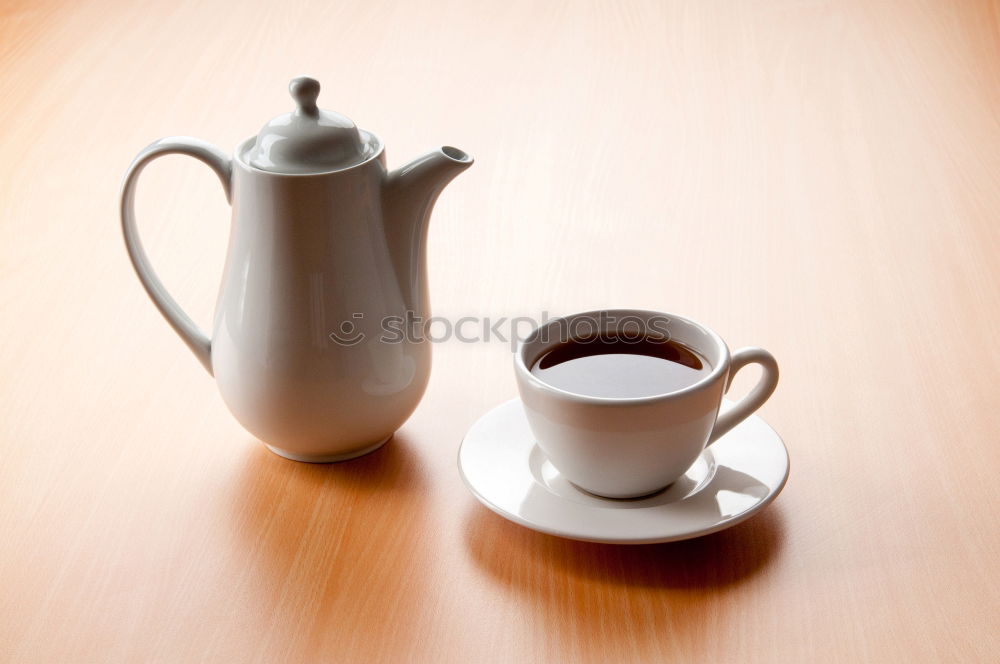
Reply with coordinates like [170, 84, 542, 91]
[121, 78, 471, 463]
[210, 140, 431, 461]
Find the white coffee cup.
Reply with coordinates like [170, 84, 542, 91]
[514, 310, 779, 499]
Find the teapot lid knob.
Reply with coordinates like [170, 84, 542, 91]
[289, 76, 320, 117]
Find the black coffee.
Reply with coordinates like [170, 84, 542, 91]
[530, 333, 710, 398]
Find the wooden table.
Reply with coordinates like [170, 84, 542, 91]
[2, 0, 998, 661]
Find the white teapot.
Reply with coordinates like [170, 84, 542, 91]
[120, 76, 473, 461]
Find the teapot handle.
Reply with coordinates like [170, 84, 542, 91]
[119, 137, 232, 375]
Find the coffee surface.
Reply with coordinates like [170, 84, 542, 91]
[530, 334, 711, 398]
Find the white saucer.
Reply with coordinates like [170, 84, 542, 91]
[458, 398, 789, 544]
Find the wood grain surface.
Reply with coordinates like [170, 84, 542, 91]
[2, 0, 999, 661]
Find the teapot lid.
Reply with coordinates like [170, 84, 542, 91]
[246, 77, 376, 174]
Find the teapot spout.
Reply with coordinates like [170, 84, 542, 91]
[383, 146, 473, 314]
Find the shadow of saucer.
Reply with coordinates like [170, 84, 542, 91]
[462, 504, 785, 658]
[464, 502, 784, 591]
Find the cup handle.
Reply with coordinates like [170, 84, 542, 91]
[706, 347, 779, 445]
[119, 137, 232, 375]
